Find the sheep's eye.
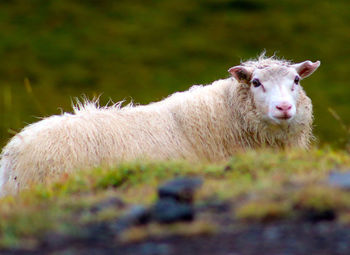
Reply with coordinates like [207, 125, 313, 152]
[294, 76, 300, 84]
[251, 79, 261, 88]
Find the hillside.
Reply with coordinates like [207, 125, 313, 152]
[1, 1, 350, 254]
[0, 149, 350, 254]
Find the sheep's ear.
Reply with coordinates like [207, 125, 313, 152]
[228, 66, 253, 84]
[291, 60, 321, 79]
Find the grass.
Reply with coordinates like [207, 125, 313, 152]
[0, 148, 350, 249]
[1, 1, 350, 250]
[119, 220, 217, 243]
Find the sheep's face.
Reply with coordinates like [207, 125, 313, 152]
[229, 60, 320, 125]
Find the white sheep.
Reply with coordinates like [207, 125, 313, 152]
[0, 54, 320, 196]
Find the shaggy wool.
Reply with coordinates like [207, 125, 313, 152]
[0, 55, 314, 196]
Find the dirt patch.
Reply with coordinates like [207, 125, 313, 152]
[2, 221, 350, 255]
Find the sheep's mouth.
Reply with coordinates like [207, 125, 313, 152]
[276, 115, 292, 120]
[269, 114, 294, 124]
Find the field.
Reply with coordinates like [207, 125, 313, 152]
[1, 1, 350, 254]
[0, 149, 349, 254]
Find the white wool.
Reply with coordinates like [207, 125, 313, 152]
[0, 56, 316, 196]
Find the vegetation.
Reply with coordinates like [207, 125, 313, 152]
[1, 1, 350, 252]
[0, 149, 350, 249]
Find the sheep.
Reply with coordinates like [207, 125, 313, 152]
[0, 54, 320, 196]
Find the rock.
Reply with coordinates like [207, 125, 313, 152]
[196, 199, 231, 213]
[112, 205, 151, 233]
[158, 177, 203, 203]
[90, 196, 125, 213]
[85, 222, 113, 242]
[137, 242, 171, 255]
[113, 177, 203, 231]
[152, 198, 194, 223]
[153, 177, 202, 223]
[328, 171, 350, 190]
[301, 209, 336, 223]
[42, 232, 72, 249]
[126, 205, 152, 225]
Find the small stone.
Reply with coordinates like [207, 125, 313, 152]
[112, 205, 151, 233]
[85, 223, 113, 242]
[123, 205, 151, 225]
[328, 171, 350, 190]
[152, 198, 194, 223]
[90, 196, 125, 213]
[42, 233, 65, 248]
[197, 199, 231, 213]
[264, 226, 281, 241]
[158, 177, 203, 204]
[301, 209, 336, 223]
[138, 242, 171, 255]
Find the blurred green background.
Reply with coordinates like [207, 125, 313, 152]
[0, 0, 350, 149]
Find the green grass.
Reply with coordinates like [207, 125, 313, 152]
[1, 1, 350, 250]
[1, 148, 350, 249]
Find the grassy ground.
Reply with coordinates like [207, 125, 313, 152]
[1, 1, 350, 253]
[1, 148, 350, 252]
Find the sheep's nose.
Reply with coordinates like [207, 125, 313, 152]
[276, 102, 292, 112]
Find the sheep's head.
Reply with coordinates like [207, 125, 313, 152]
[228, 59, 320, 125]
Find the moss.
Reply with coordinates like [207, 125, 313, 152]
[293, 185, 350, 212]
[119, 220, 217, 243]
[235, 200, 291, 222]
[339, 212, 350, 225]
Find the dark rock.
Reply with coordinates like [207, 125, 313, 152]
[158, 177, 203, 204]
[85, 222, 113, 242]
[126, 205, 152, 225]
[152, 199, 194, 223]
[196, 199, 231, 213]
[301, 209, 336, 223]
[112, 205, 151, 233]
[137, 242, 171, 255]
[328, 171, 350, 190]
[90, 197, 125, 213]
[42, 232, 72, 249]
